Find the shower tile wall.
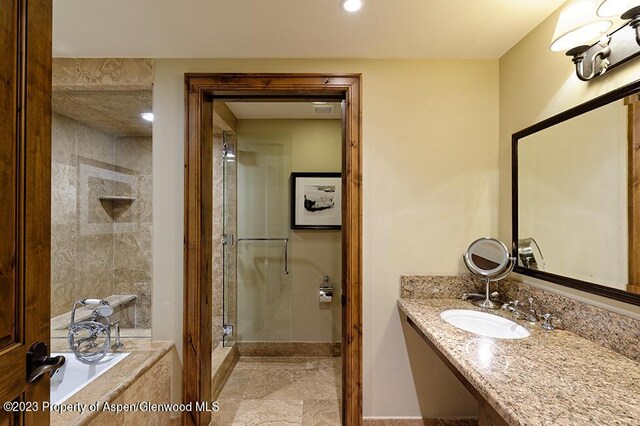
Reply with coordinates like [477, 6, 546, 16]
[51, 112, 152, 326]
[114, 136, 153, 328]
[213, 134, 224, 344]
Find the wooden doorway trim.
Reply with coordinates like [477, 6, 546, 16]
[183, 73, 363, 425]
[626, 94, 640, 294]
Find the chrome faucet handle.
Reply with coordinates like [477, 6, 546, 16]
[503, 300, 519, 309]
[527, 297, 539, 322]
[541, 313, 555, 331]
[111, 321, 124, 349]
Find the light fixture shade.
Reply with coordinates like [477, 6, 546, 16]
[597, 0, 640, 17]
[550, 0, 612, 52]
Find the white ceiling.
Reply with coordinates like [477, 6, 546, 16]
[53, 0, 566, 59]
[227, 102, 343, 120]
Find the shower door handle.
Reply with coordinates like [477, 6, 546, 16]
[26, 342, 66, 383]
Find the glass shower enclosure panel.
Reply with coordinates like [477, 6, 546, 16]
[222, 132, 238, 347]
[236, 137, 293, 342]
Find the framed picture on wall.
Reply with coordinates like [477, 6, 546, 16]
[290, 172, 342, 230]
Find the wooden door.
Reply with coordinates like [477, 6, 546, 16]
[627, 94, 640, 294]
[0, 1, 52, 425]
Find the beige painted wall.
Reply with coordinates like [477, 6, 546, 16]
[499, 2, 640, 316]
[152, 59, 498, 417]
[519, 99, 628, 289]
[237, 119, 342, 342]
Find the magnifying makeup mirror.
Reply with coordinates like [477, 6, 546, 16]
[463, 237, 515, 309]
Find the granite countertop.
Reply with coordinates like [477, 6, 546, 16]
[50, 339, 173, 426]
[398, 298, 640, 426]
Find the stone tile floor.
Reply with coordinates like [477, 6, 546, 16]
[210, 357, 342, 425]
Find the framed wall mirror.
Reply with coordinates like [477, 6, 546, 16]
[512, 79, 640, 306]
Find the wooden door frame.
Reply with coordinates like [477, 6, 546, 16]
[183, 73, 363, 425]
[626, 94, 640, 294]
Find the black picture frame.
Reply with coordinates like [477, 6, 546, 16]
[290, 172, 342, 230]
[512, 78, 640, 307]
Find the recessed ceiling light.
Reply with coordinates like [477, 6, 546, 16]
[342, 0, 362, 13]
[141, 112, 154, 122]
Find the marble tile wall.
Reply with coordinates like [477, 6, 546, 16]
[52, 58, 154, 91]
[114, 136, 153, 328]
[52, 112, 115, 316]
[212, 134, 224, 346]
[51, 113, 153, 326]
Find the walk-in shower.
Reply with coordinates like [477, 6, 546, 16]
[216, 105, 343, 354]
[210, 103, 344, 421]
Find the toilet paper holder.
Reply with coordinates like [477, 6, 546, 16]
[319, 275, 333, 303]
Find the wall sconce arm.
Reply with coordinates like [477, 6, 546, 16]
[567, 37, 612, 81]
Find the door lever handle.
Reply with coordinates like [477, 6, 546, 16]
[26, 342, 66, 383]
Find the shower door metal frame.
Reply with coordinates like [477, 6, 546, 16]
[184, 73, 363, 425]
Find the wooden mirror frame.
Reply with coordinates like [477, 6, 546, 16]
[512, 78, 640, 306]
[183, 73, 363, 425]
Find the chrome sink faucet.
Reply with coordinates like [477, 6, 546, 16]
[502, 297, 539, 323]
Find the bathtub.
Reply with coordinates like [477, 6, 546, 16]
[50, 352, 129, 405]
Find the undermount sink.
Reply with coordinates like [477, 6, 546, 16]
[440, 309, 530, 339]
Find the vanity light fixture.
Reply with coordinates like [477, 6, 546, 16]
[598, 0, 640, 44]
[342, 0, 362, 13]
[141, 112, 154, 122]
[552, 0, 640, 81]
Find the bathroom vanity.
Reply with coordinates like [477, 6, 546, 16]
[398, 276, 640, 426]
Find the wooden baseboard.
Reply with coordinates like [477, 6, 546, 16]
[364, 418, 478, 426]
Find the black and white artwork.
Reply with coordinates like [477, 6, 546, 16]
[291, 173, 341, 229]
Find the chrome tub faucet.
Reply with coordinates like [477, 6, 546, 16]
[68, 298, 124, 362]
